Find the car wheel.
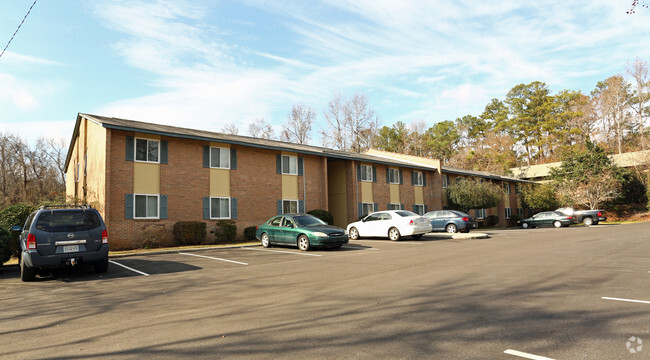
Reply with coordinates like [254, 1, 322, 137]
[583, 217, 594, 226]
[411, 234, 423, 240]
[445, 224, 458, 233]
[349, 227, 359, 240]
[297, 235, 310, 251]
[388, 227, 401, 241]
[94, 258, 109, 273]
[20, 255, 36, 282]
[261, 233, 271, 248]
[553, 220, 562, 228]
[521, 222, 529, 229]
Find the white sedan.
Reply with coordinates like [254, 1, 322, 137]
[347, 210, 432, 241]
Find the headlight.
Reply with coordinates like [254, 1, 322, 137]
[313, 232, 328, 237]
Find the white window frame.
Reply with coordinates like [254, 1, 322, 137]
[75, 162, 80, 183]
[210, 197, 231, 219]
[281, 155, 298, 175]
[413, 204, 425, 215]
[503, 182, 511, 194]
[442, 174, 449, 188]
[475, 208, 486, 219]
[505, 207, 512, 219]
[135, 138, 160, 163]
[134, 194, 159, 219]
[388, 168, 400, 184]
[361, 202, 374, 217]
[413, 171, 423, 186]
[360, 164, 373, 182]
[282, 199, 299, 214]
[388, 203, 401, 210]
[210, 147, 231, 169]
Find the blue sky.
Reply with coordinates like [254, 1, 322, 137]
[1, 0, 649, 145]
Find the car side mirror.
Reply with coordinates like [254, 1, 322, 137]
[11, 225, 21, 232]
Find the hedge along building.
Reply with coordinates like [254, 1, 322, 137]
[366, 149, 530, 226]
[65, 114, 448, 249]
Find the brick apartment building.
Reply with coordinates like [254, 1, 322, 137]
[65, 113, 528, 249]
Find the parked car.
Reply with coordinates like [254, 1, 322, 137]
[256, 214, 348, 251]
[556, 207, 606, 226]
[347, 210, 432, 241]
[519, 211, 574, 229]
[424, 210, 478, 233]
[12, 205, 109, 281]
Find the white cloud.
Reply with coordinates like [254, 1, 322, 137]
[0, 73, 39, 110]
[440, 84, 487, 106]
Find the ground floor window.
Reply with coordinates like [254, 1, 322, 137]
[361, 202, 375, 217]
[505, 207, 512, 219]
[135, 194, 159, 219]
[413, 204, 425, 215]
[388, 203, 401, 210]
[475, 208, 486, 219]
[283, 199, 298, 214]
[210, 197, 231, 219]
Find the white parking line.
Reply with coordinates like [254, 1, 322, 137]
[109, 260, 150, 276]
[601, 296, 650, 304]
[241, 247, 322, 257]
[504, 349, 555, 360]
[179, 252, 248, 265]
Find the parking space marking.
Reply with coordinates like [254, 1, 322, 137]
[179, 252, 248, 265]
[601, 296, 650, 304]
[240, 247, 322, 257]
[109, 260, 150, 276]
[504, 349, 555, 360]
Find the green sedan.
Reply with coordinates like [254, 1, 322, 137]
[255, 214, 348, 251]
[519, 211, 575, 229]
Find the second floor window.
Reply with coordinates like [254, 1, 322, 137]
[442, 174, 450, 188]
[135, 138, 159, 163]
[413, 171, 423, 186]
[360, 164, 373, 182]
[503, 182, 511, 194]
[388, 168, 400, 184]
[210, 147, 231, 169]
[282, 155, 298, 175]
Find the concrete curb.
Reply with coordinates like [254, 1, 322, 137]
[424, 232, 489, 240]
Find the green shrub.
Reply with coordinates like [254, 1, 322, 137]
[214, 221, 237, 243]
[508, 214, 521, 227]
[0, 227, 12, 265]
[244, 226, 257, 241]
[307, 209, 334, 225]
[0, 203, 35, 263]
[173, 221, 206, 246]
[486, 215, 499, 227]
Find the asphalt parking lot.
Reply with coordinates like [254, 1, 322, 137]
[1, 222, 649, 359]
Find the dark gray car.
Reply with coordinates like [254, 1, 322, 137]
[13, 205, 109, 281]
[424, 210, 478, 233]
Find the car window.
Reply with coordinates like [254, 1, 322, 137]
[394, 211, 417, 217]
[293, 215, 326, 226]
[380, 213, 392, 220]
[269, 217, 282, 226]
[281, 217, 294, 227]
[365, 214, 382, 222]
[425, 212, 438, 219]
[23, 212, 37, 230]
[34, 210, 101, 232]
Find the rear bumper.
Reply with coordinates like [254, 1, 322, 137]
[23, 245, 109, 269]
[402, 225, 432, 235]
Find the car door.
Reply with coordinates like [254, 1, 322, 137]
[280, 216, 297, 244]
[537, 212, 551, 227]
[357, 213, 381, 236]
[266, 216, 283, 243]
[428, 211, 443, 231]
[375, 212, 393, 237]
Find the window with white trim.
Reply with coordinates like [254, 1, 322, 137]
[361, 202, 374, 217]
[210, 197, 231, 219]
[503, 182, 511, 194]
[388, 168, 400, 184]
[281, 155, 298, 175]
[135, 194, 159, 219]
[388, 203, 401, 210]
[360, 164, 373, 182]
[515, 184, 522, 194]
[518, 208, 524, 217]
[210, 147, 230, 169]
[475, 208, 486, 219]
[135, 138, 160, 163]
[413, 204, 425, 215]
[442, 174, 449, 188]
[505, 207, 512, 219]
[282, 199, 298, 214]
[413, 171, 423, 186]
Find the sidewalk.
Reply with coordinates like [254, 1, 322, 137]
[425, 232, 489, 240]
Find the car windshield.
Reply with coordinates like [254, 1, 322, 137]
[451, 211, 469, 217]
[293, 215, 327, 226]
[394, 211, 417, 217]
[35, 210, 101, 232]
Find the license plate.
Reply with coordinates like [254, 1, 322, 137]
[63, 245, 79, 253]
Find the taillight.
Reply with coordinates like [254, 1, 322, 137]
[101, 230, 108, 244]
[597, 212, 602, 217]
[409, 219, 414, 225]
[27, 233, 36, 249]
[462, 217, 469, 221]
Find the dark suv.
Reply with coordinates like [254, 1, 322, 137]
[13, 205, 109, 281]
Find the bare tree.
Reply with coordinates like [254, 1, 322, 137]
[322, 91, 380, 153]
[281, 104, 314, 144]
[591, 76, 634, 154]
[322, 94, 348, 150]
[220, 121, 239, 135]
[248, 118, 274, 139]
[626, 58, 650, 149]
[44, 137, 67, 185]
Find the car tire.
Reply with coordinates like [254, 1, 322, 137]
[445, 224, 458, 233]
[583, 217, 594, 226]
[553, 220, 562, 228]
[297, 235, 310, 251]
[261, 233, 271, 248]
[348, 227, 359, 240]
[94, 258, 109, 273]
[411, 234, 423, 239]
[20, 255, 36, 282]
[521, 222, 529, 229]
[388, 227, 401, 241]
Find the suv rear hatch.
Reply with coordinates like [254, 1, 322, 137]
[33, 210, 104, 256]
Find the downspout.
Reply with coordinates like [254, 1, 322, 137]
[303, 157, 306, 212]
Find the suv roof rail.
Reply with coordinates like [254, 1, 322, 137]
[39, 204, 93, 210]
